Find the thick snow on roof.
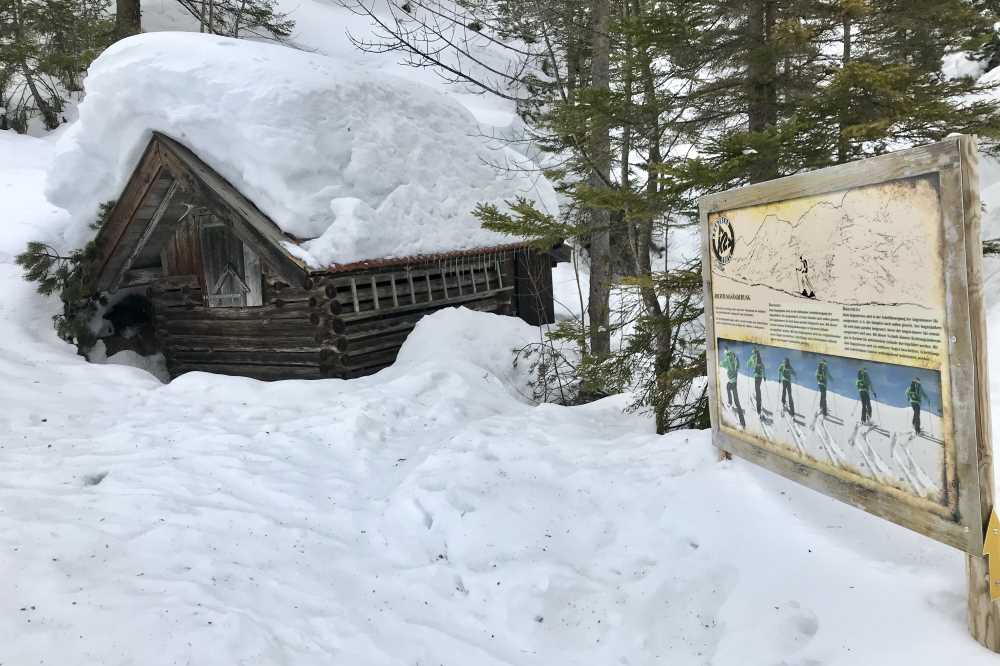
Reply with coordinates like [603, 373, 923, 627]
[47, 32, 557, 267]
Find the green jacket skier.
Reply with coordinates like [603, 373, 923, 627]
[748, 348, 765, 415]
[857, 368, 876, 424]
[907, 377, 929, 434]
[721, 347, 745, 427]
[778, 358, 795, 415]
[816, 360, 832, 417]
[721, 349, 739, 381]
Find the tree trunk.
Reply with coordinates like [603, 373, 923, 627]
[615, 0, 637, 278]
[746, 0, 778, 183]
[587, 0, 612, 356]
[115, 0, 141, 39]
[837, 13, 852, 163]
[19, 61, 58, 130]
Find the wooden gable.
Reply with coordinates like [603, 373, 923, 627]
[91, 132, 308, 295]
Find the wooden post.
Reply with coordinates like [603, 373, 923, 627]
[960, 135, 1000, 651]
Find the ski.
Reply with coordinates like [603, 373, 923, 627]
[889, 433, 938, 497]
[917, 431, 944, 446]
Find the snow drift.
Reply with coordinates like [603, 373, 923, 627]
[46, 32, 557, 266]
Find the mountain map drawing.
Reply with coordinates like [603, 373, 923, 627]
[713, 175, 942, 307]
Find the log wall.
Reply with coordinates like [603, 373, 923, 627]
[308, 253, 517, 378]
[149, 251, 521, 381]
[150, 273, 327, 380]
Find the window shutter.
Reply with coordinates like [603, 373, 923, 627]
[200, 220, 263, 308]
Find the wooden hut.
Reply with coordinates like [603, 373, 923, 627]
[88, 132, 563, 381]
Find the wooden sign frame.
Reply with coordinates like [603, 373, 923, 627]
[699, 135, 993, 555]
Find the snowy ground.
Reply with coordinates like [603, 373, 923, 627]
[5, 126, 1000, 666]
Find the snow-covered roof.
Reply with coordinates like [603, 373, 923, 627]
[47, 33, 558, 268]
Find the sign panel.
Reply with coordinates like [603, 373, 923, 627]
[700, 136, 992, 552]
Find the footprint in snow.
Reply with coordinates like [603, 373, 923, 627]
[82, 471, 109, 486]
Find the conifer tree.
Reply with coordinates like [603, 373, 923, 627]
[0, 0, 113, 131]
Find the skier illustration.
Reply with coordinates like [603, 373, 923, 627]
[778, 357, 796, 416]
[796, 255, 816, 299]
[721, 346, 746, 428]
[748, 347, 765, 415]
[816, 359, 832, 417]
[856, 367, 877, 424]
[906, 377, 929, 434]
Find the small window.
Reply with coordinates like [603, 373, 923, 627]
[200, 221, 263, 308]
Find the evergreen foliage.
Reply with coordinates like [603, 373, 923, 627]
[15, 202, 113, 352]
[0, 0, 294, 132]
[0, 0, 114, 131]
[464, 0, 1000, 433]
[174, 0, 294, 40]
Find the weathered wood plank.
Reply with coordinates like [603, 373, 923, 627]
[158, 318, 315, 336]
[328, 347, 401, 372]
[514, 248, 556, 325]
[120, 267, 163, 287]
[110, 180, 180, 291]
[338, 287, 513, 322]
[699, 137, 962, 212]
[160, 334, 320, 351]
[170, 363, 323, 381]
[151, 274, 201, 291]
[959, 135, 1000, 650]
[92, 141, 165, 289]
[169, 350, 321, 366]
[159, 302, 313, 321]
[340, 331, 412, 356]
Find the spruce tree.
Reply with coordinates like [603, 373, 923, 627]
[797, 0, 1000, 164]
[0, 0, 113, 131]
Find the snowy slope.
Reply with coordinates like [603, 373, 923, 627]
[47, 32, 557, 266]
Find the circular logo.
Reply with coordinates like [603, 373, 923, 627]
[711, 217, 735, 266]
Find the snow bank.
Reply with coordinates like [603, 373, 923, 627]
[46, 32, 557, 265]
[0, 131, 70, 263]
[0, 304, 990, 665]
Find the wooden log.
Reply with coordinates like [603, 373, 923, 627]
[159, 302, 313, 321]
[160, 333, 320, 352]
[343, 314, 421, 340]
[269, 294, 319, 306]
[152, 298, 202, 310]
[170, 363, 323, 381]
[152, 274, 201, 291]
[339, 330, 412, 356]
[319, 347, 344, 364]
[337, 347, 401, 371]
[322, 348, 400, 374]
[157, 318, 316, 337]
[321, 363, 394, 379]
[169, 349, 322, 366]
